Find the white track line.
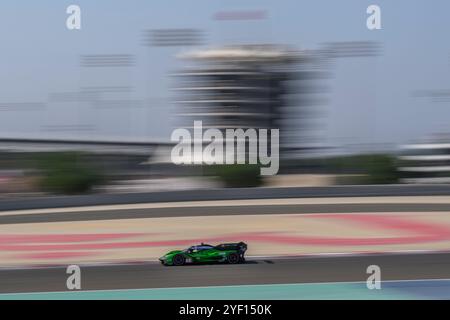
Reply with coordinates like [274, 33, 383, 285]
[1, 196, 450, 217]
[2, 278, 450, 297]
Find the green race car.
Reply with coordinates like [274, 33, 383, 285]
[159, 242, 248, 266]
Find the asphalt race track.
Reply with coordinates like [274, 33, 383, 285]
[2, 202, 450, 225]
[1, 252, 450, 294]
[1, 193, 450, 298]
[2, 184, 450, 212]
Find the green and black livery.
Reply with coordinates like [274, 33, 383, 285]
[159, 242, 248, 266]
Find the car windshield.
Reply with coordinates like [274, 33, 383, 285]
[183, 245, 213, 253]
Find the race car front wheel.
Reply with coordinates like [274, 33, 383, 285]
[173, 254, 186, 266]
[227, 253, 240, 264]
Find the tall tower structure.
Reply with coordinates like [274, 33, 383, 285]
[173, 44, 313, 167]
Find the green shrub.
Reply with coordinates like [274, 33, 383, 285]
[365, 155, 399, 184]
[36, 152, 103, 194]
[328, 154, 399, 185]
[207, 164, 263, 188]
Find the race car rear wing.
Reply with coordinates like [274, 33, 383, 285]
[215, 242, 247, 253]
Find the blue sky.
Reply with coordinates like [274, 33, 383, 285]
[0, 1, 449, 149]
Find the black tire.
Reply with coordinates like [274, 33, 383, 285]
[172, 254, 186, 266]
[227, 253, 240, 264]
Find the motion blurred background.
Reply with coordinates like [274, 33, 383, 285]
[0, 0, 448, 194]
[2, 1, 450, 300]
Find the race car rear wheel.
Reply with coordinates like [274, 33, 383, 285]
[173, 254, 186, 266]
[227, 253, 240, 264]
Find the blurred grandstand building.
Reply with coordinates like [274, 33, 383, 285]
[172, 44, 324, 164]
[398, 135, 450, 184]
